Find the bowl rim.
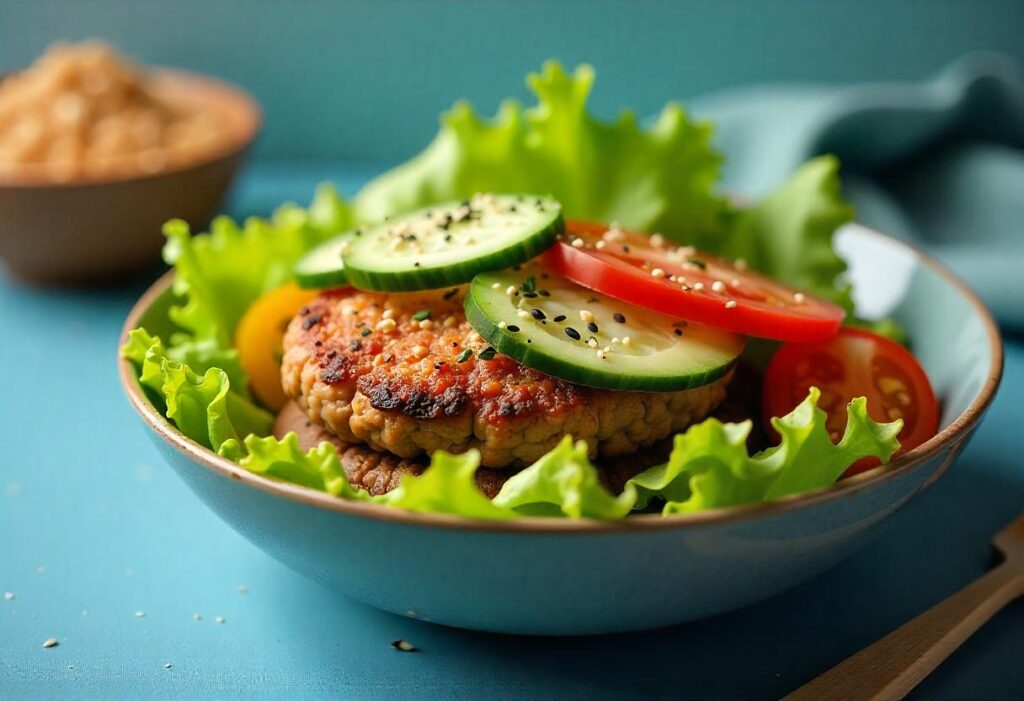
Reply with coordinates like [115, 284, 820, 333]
[118, 224, 1004, 534]
[0, 67, 261, 189]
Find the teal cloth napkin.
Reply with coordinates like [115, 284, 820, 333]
[691, 54, 1024, 330]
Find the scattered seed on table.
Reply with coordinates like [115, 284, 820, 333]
[391, 640, 418, 652]
[192, 613, 202, 621]
[237, 585, 248, 594]
[3, 592, 13, 600]
[215, 616, 225, 624]
[164, 663, 173, 670]
[43, 638, 58, 649]
[134, 610, 145, 618]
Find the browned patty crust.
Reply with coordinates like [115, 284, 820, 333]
[275, 401, 668, 499]
[281, 286, 730, 468]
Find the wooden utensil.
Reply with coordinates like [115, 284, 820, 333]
[785, 513, 1024, 701]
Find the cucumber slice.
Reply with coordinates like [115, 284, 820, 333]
[342, 194, 563, 292]
[294, 235, 353, 289]
[465, 266, 744, 391]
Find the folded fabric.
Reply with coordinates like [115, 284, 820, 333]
[691, 53, 1024, 330]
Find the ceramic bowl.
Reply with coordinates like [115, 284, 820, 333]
[0, 70, 259, 284]
[119, 223, 1003, 635]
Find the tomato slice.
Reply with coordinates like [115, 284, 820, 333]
[762, 327, 940, 477]
[544, 221, 845, 341]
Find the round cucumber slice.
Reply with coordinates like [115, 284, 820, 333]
[342, 194, 563, 292]
[465, 266, 745, 391]
[294, 235, 353, 289]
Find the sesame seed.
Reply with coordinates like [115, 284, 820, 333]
[382, 308, 394, 320]
[650, 233, 665, 247]
[215, 616, 225, 624]
[693, 282, 705, 292]
[134, 610, 145, 618]
[164, 663, 173, 670]
[565, 327, 581, 340]
[553, 314, 566, 323]
[192, 613, 202, 621]
[507, 325, 520, 332]
[497, 321, 507, 329]
[419, 319, 434, 330]
[622, 336, 633, 347]
[410, 345, 429, 360]
[517, 310, 530, 320]
[725, 300, 737, 309]
[611, 337, 620, 344]
[375, 318, 397, 333]
[587, 322, 599, 333]
[711, 280, 726, 293]
[391, 640, 418, 652]
[579, 310, 595, 322]
[587, 337, 599, 348]
[651, 268, 666, 278]
[505, 285, 518, 297]
[595, 240, 607, 250]
[237, 585, 248, 594]
[603, 346, 612, 353]
[613, 312, 626, 323]
[3, 592, 13, 601]
[491, 282, 501, 290]
[443, 316, 457, 328]
[596, 350, 607, 360]
[43, 638, 58, 649]
[571, 238, 585, 248]
[530, 308, 546, 321]
[793, 292, 806, 303]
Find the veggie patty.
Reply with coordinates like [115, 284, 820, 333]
[281, 286, 731, 468]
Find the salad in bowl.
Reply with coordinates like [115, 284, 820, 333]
[121, 62, 941, 521]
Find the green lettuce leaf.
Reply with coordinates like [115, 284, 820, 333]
[629, 388, 902, 514]
[377, 450, 515, 519]
[493, 437, 636, 519]
[239, 433, 363, 498]
[164, 184, 353, 351]
[727, 155, 855, 310]
[354, 61, 730, 246]
[122, 329, 273, 460]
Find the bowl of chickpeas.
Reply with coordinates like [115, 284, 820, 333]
[0, 41, 260, 283]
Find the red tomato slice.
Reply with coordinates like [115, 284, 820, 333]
[544, 221, 845, 342]
[762, 327, 940, 477]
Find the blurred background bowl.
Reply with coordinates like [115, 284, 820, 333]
[0, 69, 259, 284]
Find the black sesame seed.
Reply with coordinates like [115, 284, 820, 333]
[688, 258, 707, 269]
[553, 314, 566, 323]
[507, 324, 520, 332]
[413, 262, 421, 268]
[674, 328, 683, 336]
[526, 339, 532, 344]
[478, 347, 497, 360]
[565, 327, 581, 340]
[587, 322, 599, 333]
[456, 349, 473, 363]
[613, 313, 626, 323]
[622, 245, 630, 253]
[538, 289, 550, 297]
[522, 292, 538, 299]
[443, 288, 459, 300]
[530, 308, 546, 321]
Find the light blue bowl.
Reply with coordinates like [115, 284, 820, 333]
[119, 224, 1003, 635]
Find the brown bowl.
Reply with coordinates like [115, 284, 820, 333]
[0, 69, 260, 284]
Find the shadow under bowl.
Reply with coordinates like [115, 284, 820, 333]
[119, 223, 1003, 635]
[0, 69, 260, 284]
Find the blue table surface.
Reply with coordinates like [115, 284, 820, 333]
[2, 161, 1022, 701]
